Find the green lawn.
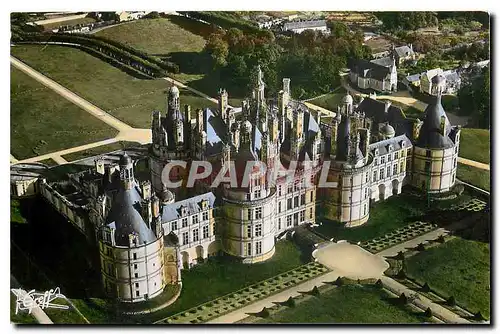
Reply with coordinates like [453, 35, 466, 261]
[406, 238, 490, 318]
[10, 66, 118, 159]
[62, 141, 142, 162]
[255, 284, 425, 324]
[316, 192, 428, 242]
[42, 17, 96, 31]
[38, 158, 59, 166]
[138, 240, 308, 323]
[459, 128, 490, 164]
[44, 298, 88, 324]
[10, 293, 37, 324]
[308, 87, 347, 112]
[457, 163, 490, 191]
[11, 45, 216, 129]
[95, 18, 206, 56]
[11, 200, 25, 224]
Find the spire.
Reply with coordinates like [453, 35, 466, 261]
[119, 153, 134, 190]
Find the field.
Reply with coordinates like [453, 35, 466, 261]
[459, 128, 490, 164]
[138, 240, 308, 323]
[41, 17, 96, 31]
[315, 192, 428, 242]
[254, 284, 425, 324]
[406, 237, 490, 318]
[456, 163, 490, 191]
[11, 45, 215, 129]
[95, 18, 207, 55]
[10, 66, 118, 160]
[308, 87, 347, 112]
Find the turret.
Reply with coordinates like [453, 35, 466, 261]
[218, 88, 228, 120]
[167, 85, 180, 114]
[119, 153, 134, 190]
[330, 112, 341, 158]
[95, 158, 105, 175]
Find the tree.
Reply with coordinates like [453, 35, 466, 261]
[205, 35, 229, 68]
[458, 66, 490, 128]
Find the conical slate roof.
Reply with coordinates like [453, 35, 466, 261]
[416, 95, 454, 149]
[105, 182, 156, 247]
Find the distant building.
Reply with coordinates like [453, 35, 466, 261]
[372, 44, 416, 66]
[115, 11, 146, 22]
[283, 20, 328, 34]
[420, 68, 461, 95]
[348, 58, 398, 93]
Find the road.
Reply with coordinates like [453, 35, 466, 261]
[33, 13, 88, 26]
[458, 157, 490, 171]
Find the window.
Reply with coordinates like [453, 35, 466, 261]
[364, 188, 368, 199]
[247, 208, 252, 220]
[192, 229, 199, 242]
[182, 232, 189, 245]
[254, 189, 261, 198]
[294, 196, 299, 208]
[381, 156, 385, 164]
[299, 210, 305, 222]
[287, 184, 293, 193]
[380, 169, 384, 179]
[425, 161, 431, 172]
[135, 283, 139, 288]
[388, 154, 392, 161]
[387, 166, 391, 177]
[247, 243, 252, 256]
[400, 162, 404, 173]
[278, 218, 282, 230]
[453, 157, 457, 167]
[134, 264, 137, 270]
[363, 204, 367, 215]
[373, 171, 377, 182]
[192, 214, 199, 224]
[247, 225, 252, 238]
[301, 193, 306, 205]
[426, 150, 431, 157]
[395, 151, 399, 159]
[256, 241, 262, 255]
[393, 164, 397, 175]
[255, 207, 262, 219]
[365, 173, 369, 183]
[294, 182, 300, 191]
[287, 198, 292, 210]
[278, 201, 282, 213]
[309, 207, 313, 219]
[202, 211, 209, 221]
[136, 291, 140, 297]
[181, 218, 188, 228]
[133, 253, 137, 260]
[255, 224, 262, 237]
[134, 273, 138, 278]
[203, 225, 209, 239]
[452, 173, 456, 183]
[278, 185, 282, 196]
[171, 220, 178, 231]
[374, 158, 378, 165]
[286, 215, 292, 227]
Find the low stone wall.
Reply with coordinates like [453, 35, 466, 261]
[120, 283, 182, 315]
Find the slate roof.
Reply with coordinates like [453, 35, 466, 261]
[335, 115, 363, 162]
[394, 45, 414, 58]
[349, 59, 392, 81]
[369, 134, 413, 155]
[161, 192, 216, 222]
[284, 20, 326, 31]
[371, 56, 394, 67]
[105, 181, 157, 247]
[416, 95, 455, 149]
[443, 70, 461, 83]
[405, 73, 421, 83]
[205, 108, 227, 156]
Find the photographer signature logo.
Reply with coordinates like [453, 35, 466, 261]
[11, 287, 69, 314]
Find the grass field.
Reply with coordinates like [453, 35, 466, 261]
[255, 284, 425, 324]
[457, 163, 490, 191]
[138, 240, 308, 323]
[95, 18, 206, 55]
[406, 237, 490, 318]
[11, 45, 215, 129]
[10, 293, 38, 324]
[42, 17, 96, 31]
[10, 66, 118, 159]
[308, 87, 347, 112]
[459, 128, 490, 164]
[38, 158, 59, 166]
[62, 141, 142, 162]
[315, 192, 428, 242]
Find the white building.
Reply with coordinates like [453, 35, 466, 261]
[283, 20, 328, 34]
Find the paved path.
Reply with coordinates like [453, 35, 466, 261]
[458, 157, 490, 171]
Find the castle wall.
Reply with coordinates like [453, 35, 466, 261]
[99, 236, 165, 303]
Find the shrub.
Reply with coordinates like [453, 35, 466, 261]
[474, 311, 485, 321]
[334, 277, 344, 286]
[446, 296, 456, 306]
[257, 307, 270, 318]
[399, 293, 408, 304]
[311, 286, 320, 296]
[416, 243, 426, 252]
[397, 269, 407, 279]
[421, 282, 431, 292]
[284, 296, 296, 308]
[375, 279, 384, 289]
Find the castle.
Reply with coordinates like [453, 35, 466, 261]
[11, 67, 460, 304]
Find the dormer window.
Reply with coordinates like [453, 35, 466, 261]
[401, 141, 406, 148]
[180, 205, 188, 217]
[200, 199, 208, 210]
[374, 148, 379, 156]
[388, 144, 393, 152]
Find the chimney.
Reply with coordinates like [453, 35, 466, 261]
[359, 128, 370, 159]
[141, 199, 152, 228]
[151, 194, 160, 218]
[440, 116, 446, 136]
[384, 100, 392, 113]
[95, 158, 105, 175]
[184, 105, 191, 123]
